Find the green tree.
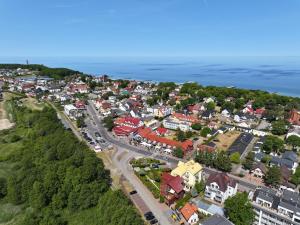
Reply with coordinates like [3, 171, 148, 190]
[76, 117, 85, 128]
[206, 101, 216, 111]
[7, 176, 22, 204]
[176, 130, 186, 141]
[200, 127, 211, 137]
[230, 152, 241, 164]
[195, 180, 205, 194]
[271, 120, 289, 135]
[173, 147, 184, 158]
[102, 116, 115, 131]
[215, 151, 232, 172]
[30, 181, 46, 209]
[291, 166, 300, 185]
[264, 166, 281, 187]
[224, 192, 255, 225]
[0, 177, 7, 199]
[286, 135, 300, 149]
[242, 152, 254, 170]
[191, 123, 202, 131]
[262, 135, 284, 154]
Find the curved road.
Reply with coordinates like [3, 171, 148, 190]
[87, 101, 256, 189]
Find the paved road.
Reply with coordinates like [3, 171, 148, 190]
[86, 101, 179, 165]
[112, 148, 175, 225]
[87, 101, 257, 190]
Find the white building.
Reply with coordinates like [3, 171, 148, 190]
[204, 172, 238, 203]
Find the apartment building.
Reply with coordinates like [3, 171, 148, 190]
[251, 187, 300, 225]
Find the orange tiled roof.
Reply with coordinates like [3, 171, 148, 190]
[137, 128, 193, 151]
[180, 203, 198, 221]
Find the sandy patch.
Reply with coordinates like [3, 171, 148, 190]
[214, 130, 241, 150]
[0, 119, 14, 130]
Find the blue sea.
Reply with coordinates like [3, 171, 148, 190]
[1, 56, 300, 97]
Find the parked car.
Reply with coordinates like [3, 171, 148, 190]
[129, 190, 137, 195]
[144, 212, 155, 221]
[150, 218, 158, 224]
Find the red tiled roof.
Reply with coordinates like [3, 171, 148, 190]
[156, 127, 168, 135]
[137, 128, 193, 151]
[161, 173, 184, 194]
[172, 113, 198, 123]
[124, 116, 140, 126]
[255, 108, 265, 115]
[180, 203, 198, 221]
[113, 126, 137, 136]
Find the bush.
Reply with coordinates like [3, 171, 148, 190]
[200, 127, 211, 137]
[230, 152, 241, 164]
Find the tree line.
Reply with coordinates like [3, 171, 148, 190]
[0, 98, 143, 225]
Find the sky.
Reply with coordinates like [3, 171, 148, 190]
[1, 0, 300, 57]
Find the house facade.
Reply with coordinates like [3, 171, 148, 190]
[205, 172, 238, 203]
[171, 160, 203, 192]
[160, 173, 185, 205]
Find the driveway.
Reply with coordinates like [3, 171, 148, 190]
[112, 148, 175, 225]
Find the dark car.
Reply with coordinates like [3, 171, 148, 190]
[150, 219, 158, 224]
[129, 190, 137, 195]
[144, 212, 154, 221]
[95, 132, 101, 137]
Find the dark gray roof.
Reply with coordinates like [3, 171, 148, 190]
[282, 151, 298, 163]
[228, 133, 254, 155]
[201, 214, 233, 225]
[254, 152, 265, 161]
[253, 187, 300, 215]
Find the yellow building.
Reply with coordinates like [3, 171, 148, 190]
[171, 160, 203, 192]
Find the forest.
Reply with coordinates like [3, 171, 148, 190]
[0, 64, 82, 79]
[0, 98, 143, 225]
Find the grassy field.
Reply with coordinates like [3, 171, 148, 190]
[21, 97, 45, 110]
[214, 130, 241, 150]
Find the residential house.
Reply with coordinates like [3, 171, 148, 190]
[191, 198, 224, 217]
[180, 203, 199, 225]
[288, 110, 300, 126]
[67, 82, 89, 94]
[64, 104, 82, 120]
[287, 126, 300, 138]
[221, 109, 231, 118]
[156, 127, 168, 136]
[200, 214, 234, 225]
[152, 105, 173, 118]
[113, 116, 143, 136]
[163, 118, 191, 132]
[143, 116, 159, 130]
[136, 128, 194, 153]
[198, 142, 217, 153]
[202, 110, 214, 120]
[160, 173, 184, 205]
[270, 151, 298, 172]
[251, 163, 267, 178]
[171, 160, 203, 192]
[205, 172, 238, 203]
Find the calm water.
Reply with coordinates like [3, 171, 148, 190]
[1, 56, 300, 97]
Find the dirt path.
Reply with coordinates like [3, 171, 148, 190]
[0, 93, 14, 130]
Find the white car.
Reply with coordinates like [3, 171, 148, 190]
[94, 145, 102, 152]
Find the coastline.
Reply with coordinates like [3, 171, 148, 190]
[1, 56, 300, 97]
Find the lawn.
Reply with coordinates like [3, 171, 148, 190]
[21, 97, 45, 110]
[0, 201, 24, 224]
[214, 131, 241, 150]
[131, 158, 169, 199]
